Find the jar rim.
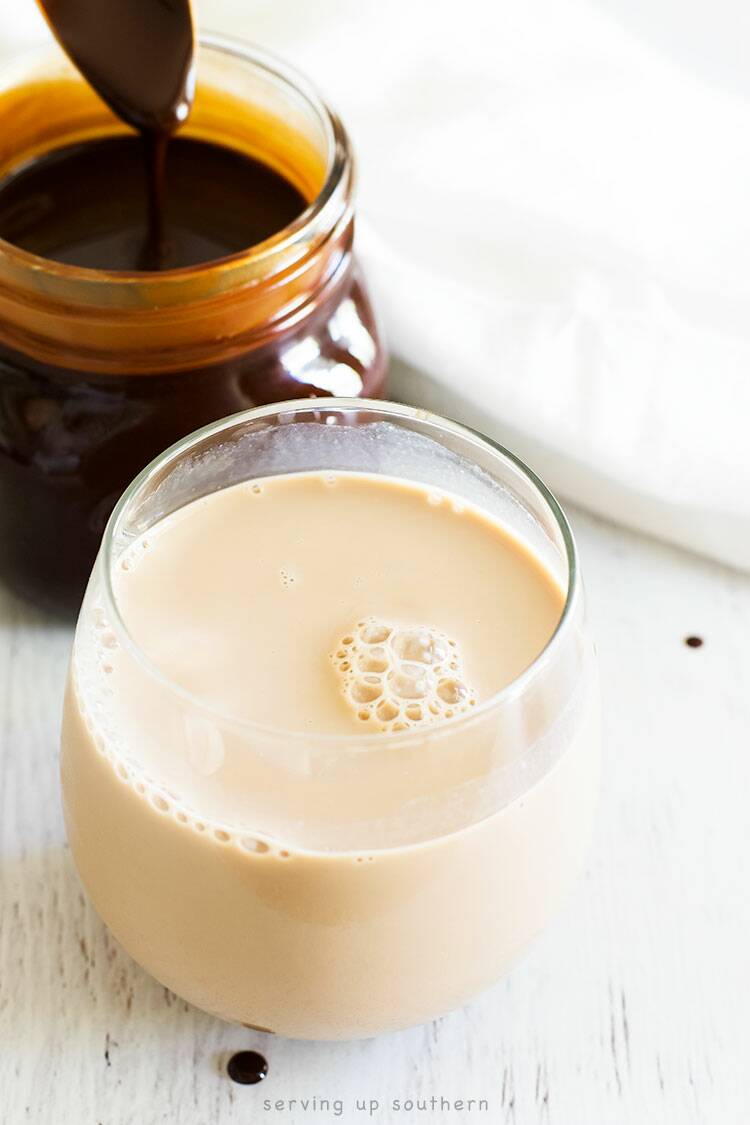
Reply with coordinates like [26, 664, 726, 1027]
[99, 398, 581, 751]
[0, 33, 352, 289]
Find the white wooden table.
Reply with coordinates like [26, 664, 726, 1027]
[1, 497, 748, 1124]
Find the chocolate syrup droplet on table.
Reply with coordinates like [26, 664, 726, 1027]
[227, 1050, 268, 1085]
[36, 0, 195, 269]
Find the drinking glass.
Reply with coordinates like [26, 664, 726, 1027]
[61, 398, 600, 1040]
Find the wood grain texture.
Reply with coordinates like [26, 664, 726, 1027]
[1, 504, 748, 1124]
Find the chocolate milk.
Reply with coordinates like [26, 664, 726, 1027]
[61, 471, 599, 1038]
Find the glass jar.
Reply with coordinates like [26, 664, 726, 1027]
[0, 36, 386, 615]
[61, 399, 600, 1040]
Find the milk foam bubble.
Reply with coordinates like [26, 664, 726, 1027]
[332, 618, 477, 731]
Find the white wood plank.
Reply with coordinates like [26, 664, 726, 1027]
[1, 505, 748, 1123]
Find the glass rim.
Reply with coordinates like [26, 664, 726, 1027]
[98, 399, 581, 749]
[0, 33, 350, 285]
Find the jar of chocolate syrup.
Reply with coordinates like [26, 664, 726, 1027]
[0, 36, 387, 614]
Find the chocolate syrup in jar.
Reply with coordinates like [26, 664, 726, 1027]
[0, 3, 386, 615]
[0, 136, 307, 271]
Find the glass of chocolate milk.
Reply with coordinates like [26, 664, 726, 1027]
[60, 399, 600, 1040]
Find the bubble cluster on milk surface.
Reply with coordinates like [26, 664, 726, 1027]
[332, 618, 477, 732]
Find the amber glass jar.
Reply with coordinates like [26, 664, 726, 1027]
[0, 35, 387, 615]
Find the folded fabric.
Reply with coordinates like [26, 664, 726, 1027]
[3, 0, 749, 567]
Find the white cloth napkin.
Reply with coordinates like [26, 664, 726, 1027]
[4, 0, 750, 568]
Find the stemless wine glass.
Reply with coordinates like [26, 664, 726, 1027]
[60, 399, 600, 1040]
